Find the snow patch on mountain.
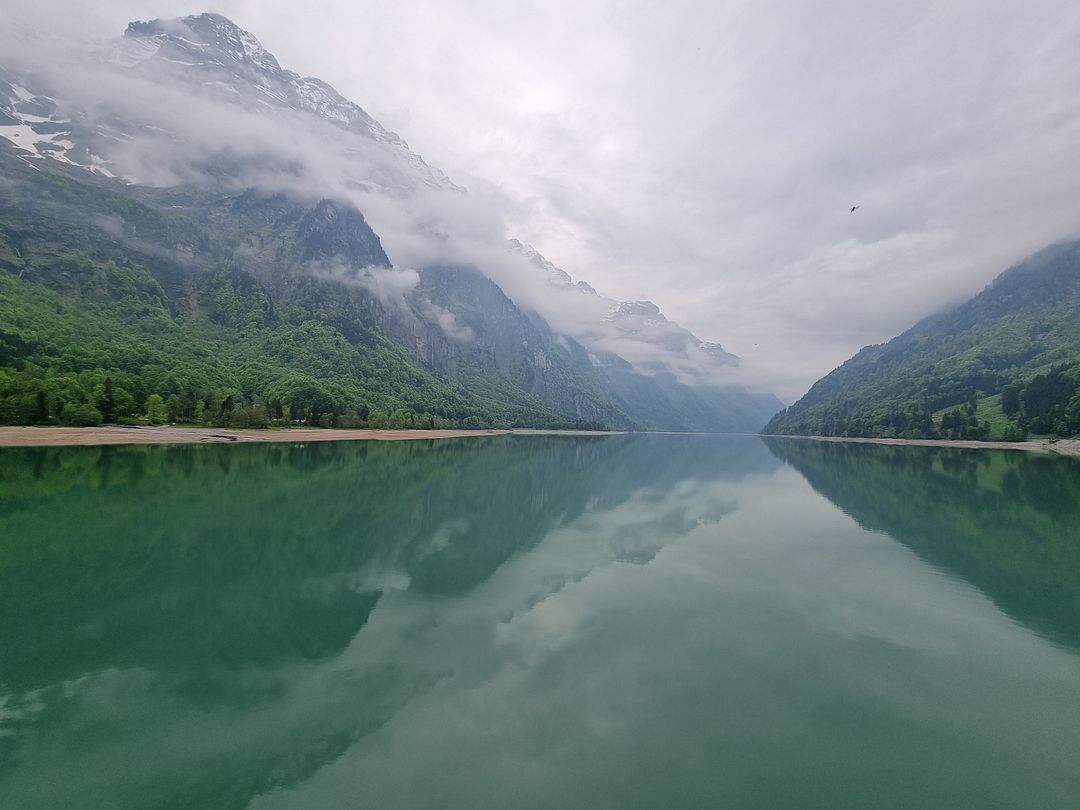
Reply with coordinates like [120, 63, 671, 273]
[0, 86, 116, 178]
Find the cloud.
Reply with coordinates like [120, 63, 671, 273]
[308, 257, 475, 346]
[6, 1, 1080, 400]
[1, 4, 732, 392]
[420, 301, 475, 343]
[309, 259, 420, 308]
[166, 0, 1080, 401]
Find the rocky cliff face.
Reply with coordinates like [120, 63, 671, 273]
[120, 13, 462, 192]
[204, 190, 624, 426]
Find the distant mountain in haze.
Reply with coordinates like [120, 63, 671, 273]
[764, 240, 1080, 439]
[0, 13, 782, 431]
[506, 237, 737, 370]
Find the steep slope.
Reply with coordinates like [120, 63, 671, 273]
[0, 151, 603, 428]
[508, 237, 739, 371]
[508, 239, 784, 431]
[119, 13, 462, 192]
[0, 12, 783, 432]
[764, 240, 1080, 439]
[0, 13, 457, 192]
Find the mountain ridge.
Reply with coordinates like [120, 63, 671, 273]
[0, 12, 782, 432]
[764, 239, 1080, 440]
[120, 12, 463, 192]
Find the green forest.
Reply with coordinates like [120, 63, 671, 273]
[0, 154, 605, 432]
[764, 241, 1080, 440]
[0, 257, 599, 430]
[0, 146, 789, 435]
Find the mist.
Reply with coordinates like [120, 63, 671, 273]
[5, 1, 1080, 400]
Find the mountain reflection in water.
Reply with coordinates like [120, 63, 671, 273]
[1, 434, 1078, 809]
[765, 437, 1080, 651]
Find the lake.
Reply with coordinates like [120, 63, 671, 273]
[1, 434, 1079, 808]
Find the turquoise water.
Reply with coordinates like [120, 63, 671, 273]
[1, 434, 1079, 808]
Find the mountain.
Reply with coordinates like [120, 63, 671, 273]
[118, 13, 462, 193]
[506, 238, 782, 431]
[0, 12, 457, 192]
[764, 240, 1080, 440]
[508, 237, 739, 370]
[0, 13, 782, 432]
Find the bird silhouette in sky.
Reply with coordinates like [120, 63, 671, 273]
[850, 205, 860, 213]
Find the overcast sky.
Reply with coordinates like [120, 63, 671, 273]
[12, 1, 1080, 399]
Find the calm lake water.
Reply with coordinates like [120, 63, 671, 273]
[1, 434, 1079, 808]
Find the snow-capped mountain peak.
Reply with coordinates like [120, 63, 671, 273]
[508, 238, 572, 284]
[118, 13, 461, 192]
[125, 13, 283, 74]
[0, 13, 461, 193]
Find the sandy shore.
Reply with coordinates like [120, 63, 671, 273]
[3, 426, 1074, 455]
[768, 434, 1080, 457]
[0, 425, 624, 448]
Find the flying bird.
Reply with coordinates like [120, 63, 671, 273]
[850, 205, 860, 213]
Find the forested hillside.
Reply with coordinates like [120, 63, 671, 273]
[764, 241, 1080, 440]
[0, 148, 782, 432]
[0, 154, 603, 430]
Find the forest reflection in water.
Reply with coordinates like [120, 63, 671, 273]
[1, 434, 1079, 809]
[764, 436, 1080, 651]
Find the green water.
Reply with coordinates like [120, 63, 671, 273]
[1, 434, 1079, 808]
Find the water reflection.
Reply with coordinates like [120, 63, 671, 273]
[1, 435, 1079, 809]
[0, 435, 778, 808]
[764, 437, 1080, 650]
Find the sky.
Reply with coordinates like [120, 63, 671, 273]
[7, 0, 1080, 400]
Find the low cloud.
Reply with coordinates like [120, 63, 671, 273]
[7, 1, 1080, 400]
[309, 258, 420, 308]
[420, 301, 475, 344]
[0, 5, 769, 393]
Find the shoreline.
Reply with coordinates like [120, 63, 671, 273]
[0, 425, 624, 448]
[766, 433, 1080, 457]
[3, 426, 1076, 456]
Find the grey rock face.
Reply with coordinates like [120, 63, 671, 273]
[119, 13, 461, 192]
